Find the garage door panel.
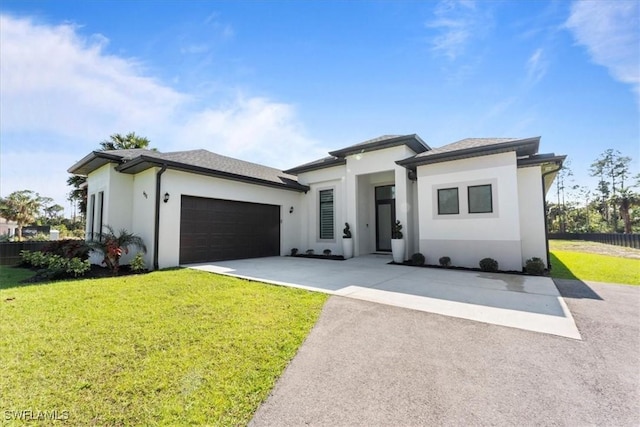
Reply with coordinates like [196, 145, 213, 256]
[179, 196, 281, 264]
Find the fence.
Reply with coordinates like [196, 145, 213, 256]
[549, 233, 640, 249]
[0, 241, 50, 266]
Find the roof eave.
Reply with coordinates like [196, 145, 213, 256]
[329, 134, 430, 158]
[397, 137, 540, 168]
[284, 158, 347, 175]
[67, 151, 126, 175]
[118, 156, 310, 192]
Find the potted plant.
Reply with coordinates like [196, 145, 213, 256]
[391, 220, 405, 264]
[342, 222, 353, 259]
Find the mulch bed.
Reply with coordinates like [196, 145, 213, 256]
[389, 261, 544, 276]
[291, 254, 346, 261]
[20, 264, 149, 284]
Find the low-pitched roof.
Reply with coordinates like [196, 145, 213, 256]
[68, 149, 309, 192]
[285, 134, 430, 175]
[397, 137, 540, 167]
[328, 134, 430, 158]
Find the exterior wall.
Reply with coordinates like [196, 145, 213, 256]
[417, 152, 524, 271]
[297, 165, 347, 255]
[131, 168, 157, 268]
[346, 145, 418, 258]
[517, 166, 547, 267]
[156, 169, 303, 269]
[297, 145, 419, 259]
[85, 163, 139, 265]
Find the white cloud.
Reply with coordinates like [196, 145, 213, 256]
[526, 48, 548, 85]
[0, 14, 323, 213]
[427, 0, 486, 60]
[565, 0, 640, 101]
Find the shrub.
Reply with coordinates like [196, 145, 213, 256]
[42, 239, 91, 261]
[439, 256, 451, 267]
[343, 223, 352, 238]
[479, 257, 499, 272]
[411, 253, 425, 266]
[323, 249, 332, 256]
[391, 220, 403, 239]
[88, 225, 146, 274]
[305, 249, 315, 255]
[290, 248, 298, 256]
[130, 252, 147, 272]
[525, 257, 546, 276]
[20, 250, 90, 279]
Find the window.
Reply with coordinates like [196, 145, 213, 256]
[438, 188, 459, 215]
[88, 194, 96, 240]
[468, 184, 493, 213]
[97, 191, 104, 240]
[319, 189, 334, 239]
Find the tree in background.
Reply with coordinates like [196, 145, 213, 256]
[589, 149, 633, 231]
[67, 132, 153, 216]
[0, 190, 42, 240]
[99, 132, 151, 151]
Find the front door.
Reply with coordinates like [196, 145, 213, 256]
[375, 185, 395, 252]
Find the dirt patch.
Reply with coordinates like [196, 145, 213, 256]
[549, 240, 640, 259]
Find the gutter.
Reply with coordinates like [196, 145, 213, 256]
[541, 162, 563, 270]
[153, 164, 167, 270]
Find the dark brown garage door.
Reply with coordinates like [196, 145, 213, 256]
[180, 195, 280, 264]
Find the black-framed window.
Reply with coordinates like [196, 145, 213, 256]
[88, 194, 96, 240]
[438, 188, 459, 215]
[468, 184, 493, 213]
[97, 191, 104, 240]
[319, 189, 334, 239]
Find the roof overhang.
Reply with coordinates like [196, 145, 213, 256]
[116, 156, 310, 192]
[67, 151, 127, 175]
[397, 137, 540, 169]
[283, 157, 346, 175]
[517, 154, 567, 195]
[329, 134, 430, 158]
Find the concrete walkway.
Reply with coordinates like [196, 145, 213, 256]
[187, 255, 580, 339]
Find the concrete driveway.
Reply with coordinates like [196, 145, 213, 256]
[249, 280, 640, 426]
[187, 255, 580, 339]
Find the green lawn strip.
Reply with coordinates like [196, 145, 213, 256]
[0, 269, 328, 426]
[0, 265, 35, 289]
[550, 251, 640, 285]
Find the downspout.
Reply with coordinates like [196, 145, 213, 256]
[541, 163, 563, 270]
[153, 164, 168, 270]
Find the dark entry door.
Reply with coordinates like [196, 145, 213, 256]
[179, 195, 280, 264]
[375, 185, 395, 252]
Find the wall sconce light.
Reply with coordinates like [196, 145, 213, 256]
[289, 206, 294, 214]
[143, 191, 148, 199]
[163, 192, 170, 203]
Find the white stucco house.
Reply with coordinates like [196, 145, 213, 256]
[68, 134, 565, 271]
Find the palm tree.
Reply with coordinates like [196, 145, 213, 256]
[614, 188, 640, 234]
[99, 132, 151, 151]
[88, 225, 147, 274]
[0, 190, 42, 240]
[68, 132, 153, 216]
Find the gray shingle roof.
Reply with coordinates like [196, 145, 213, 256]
[69, 148, 308, 192]
[398, 137, 540, 167]
[283, 156, 346, 175]
[328, 134, 430, 158]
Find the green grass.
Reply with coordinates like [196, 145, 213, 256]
[550, 251, 640, 285]
[0, 268, 327, 426]
[0, 265, 35, 289]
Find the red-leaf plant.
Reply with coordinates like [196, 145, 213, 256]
[89, 225, 147, 274]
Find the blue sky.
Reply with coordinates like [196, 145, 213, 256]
[1, 0, 638, 214]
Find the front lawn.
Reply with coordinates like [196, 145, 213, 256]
[0, 268, 327, 425]
[0, 265, 34, 289]
[550, 251, 640, 286]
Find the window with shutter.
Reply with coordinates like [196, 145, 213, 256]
[319, 189, 334, 239]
